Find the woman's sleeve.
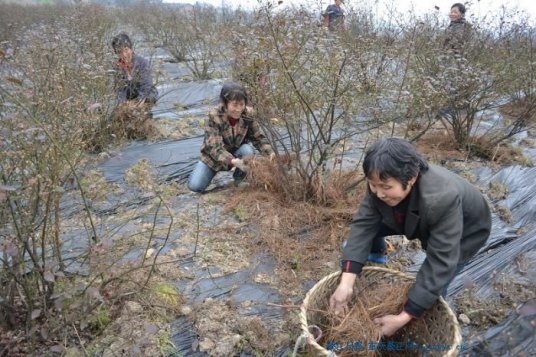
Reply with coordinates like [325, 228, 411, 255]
[404, 191, 463, 317]
[136, 57, 158, 104]
[247, 118, 274, 156]
[341, 190, 383, 273]
[202, 114, 235, 169]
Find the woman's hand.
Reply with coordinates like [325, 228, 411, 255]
[231, 158, 247, 172]
[329, 273, 356, 317]
[374, 311, 413, 337]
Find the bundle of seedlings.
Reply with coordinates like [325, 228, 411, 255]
[322, 281, 412, 357]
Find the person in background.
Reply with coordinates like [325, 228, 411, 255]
[112, 33, 158, 107]
[444, 3, 472, 55]
[187, 82, 275, 193]
[322, 0, 345, 32]
[329, 138, 491, 337]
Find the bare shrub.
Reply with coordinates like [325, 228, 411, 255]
[433, 9, 536, 152]
[0, 5, 177, 354]
[229, 3, 395, 202]
[130, 3, 223, 79]
[1, 6, 117, 325]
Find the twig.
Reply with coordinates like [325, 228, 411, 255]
[72, 323, 89, 357]
[266, 302, 329, 314]
[194, 202, 200, 257]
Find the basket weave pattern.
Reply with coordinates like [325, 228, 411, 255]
[300, 267, 462, 357]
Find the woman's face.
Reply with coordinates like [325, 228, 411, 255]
[449, 6, 463, 22]
[116, 46, 133, 64]
[225, 99, 246, 119]
[368, 173, 416, 207]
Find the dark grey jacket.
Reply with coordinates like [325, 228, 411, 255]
[115, 54, 158, 105]
[342, 164, 491, 316]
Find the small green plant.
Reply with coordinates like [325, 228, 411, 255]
[88, 306, 111, 332]
[158, 328, 180, 356]
[154, 282, 182, 309]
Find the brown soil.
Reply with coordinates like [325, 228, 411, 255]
[193, 298, 287, 357]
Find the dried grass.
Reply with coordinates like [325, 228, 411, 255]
[415, 130, 464, 163]
[225, 156, 365, 285]
[499, 95, 536, 124]
[244, 155, 362, 207]
[110, 101, 158, 140]
[322, 282, 412, 357]
[83, 101, 158, 152]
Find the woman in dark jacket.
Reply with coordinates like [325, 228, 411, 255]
[112, 33, 158, 105]
[330, 138, 491, 337]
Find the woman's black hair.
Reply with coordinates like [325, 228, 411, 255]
[111, 33, 133, 52]
[451, 3, 466, 15]
[363, 138, 429, 189]
[219, 82, 248, 107]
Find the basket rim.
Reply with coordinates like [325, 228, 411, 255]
[299, 267, 462, 357]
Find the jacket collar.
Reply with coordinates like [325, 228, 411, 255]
[404, 179, 420, 238]
[217, 105, 249, 126]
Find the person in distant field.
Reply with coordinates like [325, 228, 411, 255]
[444, 3, 472, 55]
[435, 3, 473, 121]
[112, 33, 158, 107]
[329, 138, 491, 337]
[322, 0, 345, 32]
[187, 82, 275, 193]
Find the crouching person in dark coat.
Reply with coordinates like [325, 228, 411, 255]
[110, 33, 158, 139]
[329, 137, 491, 336]
[112, 33, 158, 106]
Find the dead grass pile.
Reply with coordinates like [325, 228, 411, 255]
[466, 136, 531, 165]
[110, 101, 158, 140]
[415, 130, 465, 163]
[244, 155, 362, 207]
[321, 282, 412, 357]
[226, 158, 365, 284]
[416, 129, 531, 166]
[83, 102, 158, 152]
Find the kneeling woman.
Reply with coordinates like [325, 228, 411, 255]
[330, 137, 491, 336]
[188, 82, 274, 192]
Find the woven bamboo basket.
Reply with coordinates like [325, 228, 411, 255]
[299, 267, 462, 356]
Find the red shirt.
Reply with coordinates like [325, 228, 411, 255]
[118, 58, 133, 72]
[228, 117, 238, 127]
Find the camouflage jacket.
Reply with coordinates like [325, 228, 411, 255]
[444, 18, 472, 55]
[200, 106, 274, 171]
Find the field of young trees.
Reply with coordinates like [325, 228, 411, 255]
[1, 1, 535, 356]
